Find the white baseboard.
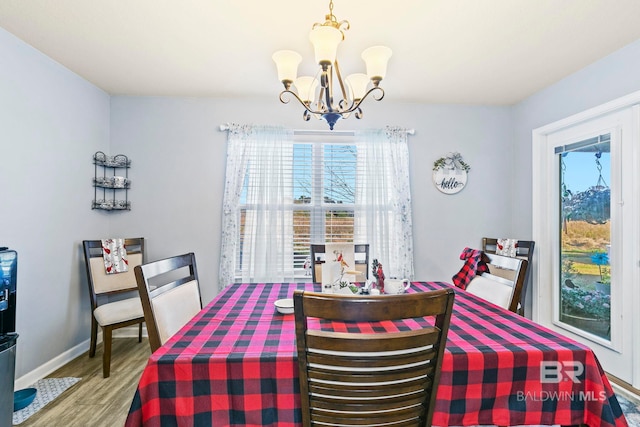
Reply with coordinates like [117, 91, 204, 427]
[612, 382, 640, 403]
[14, 325, 147, 390]
[15, 337, 91, 390]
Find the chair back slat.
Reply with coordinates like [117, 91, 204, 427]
[309, 379, 432, 401]
[294, 289, 455, 427]
[301, 293, 449, 322]
[307, 345, 438, 369]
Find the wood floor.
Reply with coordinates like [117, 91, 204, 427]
[19, 338, 151, 427]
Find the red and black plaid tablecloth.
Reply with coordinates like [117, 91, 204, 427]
[125, 282, 627, 427]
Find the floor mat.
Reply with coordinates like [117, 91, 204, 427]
[12, 377, 81, 425]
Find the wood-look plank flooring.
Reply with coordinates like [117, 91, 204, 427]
[19, 338, 151, 427]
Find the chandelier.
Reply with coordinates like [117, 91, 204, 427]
[272, 0, 392, 130]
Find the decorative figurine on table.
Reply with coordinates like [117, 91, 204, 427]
[372, 259, 385, 294]
[327, 248, 358, 294]
[334, 249, 350, 270]
[303, 256, 312, 276]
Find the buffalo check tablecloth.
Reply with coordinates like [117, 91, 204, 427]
[125, 282, 627, 427]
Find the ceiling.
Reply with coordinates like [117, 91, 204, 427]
[1, 0, 640, 105]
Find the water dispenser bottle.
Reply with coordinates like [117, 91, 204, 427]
[0, 247, 17, 335]
[0, 247, 18, 425]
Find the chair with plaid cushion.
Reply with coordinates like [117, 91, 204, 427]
[293, 288, 455, 427]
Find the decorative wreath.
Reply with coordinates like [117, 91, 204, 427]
[433, 152, 471, 172]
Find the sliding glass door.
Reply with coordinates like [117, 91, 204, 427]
[533, 105, 639, 387]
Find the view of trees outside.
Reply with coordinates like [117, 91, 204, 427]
[559, 137, 611, 339]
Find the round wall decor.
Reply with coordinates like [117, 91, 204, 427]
[432, 152, 470, 195]
[433, 168, 467, 194]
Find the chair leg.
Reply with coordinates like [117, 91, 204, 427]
[89, 317, 98, 358]
[102, 326, 112, 378]
[138, 322, 143, 343]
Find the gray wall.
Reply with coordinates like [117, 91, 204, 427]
[0, 28, 110, 378]
[109, 97, 513, 303]
[4, 19, 640, 381]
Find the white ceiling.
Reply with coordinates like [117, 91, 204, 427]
[1, 0, 640, 105]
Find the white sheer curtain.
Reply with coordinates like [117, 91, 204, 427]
[354, 127, 414, 279]
[218, 124, 294, 289]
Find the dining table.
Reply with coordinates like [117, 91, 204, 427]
[125, 281, 627, 427]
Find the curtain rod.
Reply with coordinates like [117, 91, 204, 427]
[218, 124, 415, 136]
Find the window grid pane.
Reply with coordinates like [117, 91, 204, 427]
[293, 210, 311, 270]
[324, 145, 356, 204]
[325, 210, 354, 242]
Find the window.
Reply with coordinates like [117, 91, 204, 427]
[238, 142, 359, 278]
[219, 125, 413, 289]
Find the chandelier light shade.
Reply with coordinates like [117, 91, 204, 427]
[272, 0, 392, 130]
[294, 76, 319, 103]
[361, 46, 393, 83]
[345, 73, 369, 101]
[272, 50, 302, 85]
[309, 26, 342, 66]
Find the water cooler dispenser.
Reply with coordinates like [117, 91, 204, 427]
[0, 247, 18, 425]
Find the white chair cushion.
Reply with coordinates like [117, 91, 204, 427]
[466, 275, 514, 310]
[90, 253, 143, 294]
[93, 296, 143, 326]
[151, 280, 201, 345]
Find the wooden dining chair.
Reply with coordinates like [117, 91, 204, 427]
[482, 238, 535, 316]
[310, 243, 369, 283]
[293, 288, 455, 427]
[134, 252, 203, 353]
[83, 238, 145, 378]
[465, 252, 528, 314]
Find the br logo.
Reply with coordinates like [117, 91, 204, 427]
[540, 361, 584, 383]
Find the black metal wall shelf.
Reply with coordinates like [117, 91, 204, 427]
[92, 151, 131, 211]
